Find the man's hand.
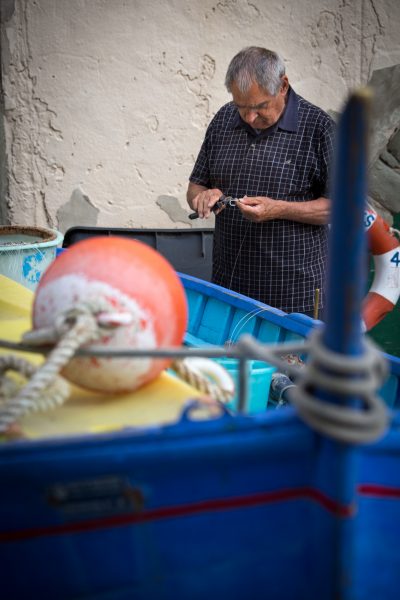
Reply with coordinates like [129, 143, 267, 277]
[237, 196, 281, 223]
[188, 184, 223, 219]
[237, 195, 331, 225]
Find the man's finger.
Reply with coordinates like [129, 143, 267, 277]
[240, 196, 258, 206]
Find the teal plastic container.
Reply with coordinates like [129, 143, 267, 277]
[215, 357, 276, 413]
[0, 226, 63, 291]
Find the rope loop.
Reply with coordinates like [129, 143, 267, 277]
[235, 331, 389, 444]
[0, 300, 118, 434]
[288, 328, 389, 444]
[22, 299, 122, 347]
[0, 355, 69, 433]
[1, 296, 237, 432]
[171, 358, 235, 403]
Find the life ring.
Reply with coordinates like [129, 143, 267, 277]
[363, 208, 400, 331]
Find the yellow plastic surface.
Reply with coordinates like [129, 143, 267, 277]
[0, 275, 201, 439]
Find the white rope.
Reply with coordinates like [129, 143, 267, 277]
[25, 299, 236, 405]
[171, 358, 235, 403]
[0, 301, 112, 433]
[0, 355, 70, 431]
[0, 298, 236, 432]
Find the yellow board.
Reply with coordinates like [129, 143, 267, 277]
[0, 275, 201, 440]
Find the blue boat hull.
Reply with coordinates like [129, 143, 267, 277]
[2, 409, 400, 599]
[1, 275, 400, 599]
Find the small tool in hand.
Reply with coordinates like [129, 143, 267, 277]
[189, 195, 240, 220]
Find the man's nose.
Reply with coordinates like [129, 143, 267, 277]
[242, 109, 259, 125]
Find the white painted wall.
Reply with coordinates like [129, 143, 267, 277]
[1, 0, 399, 231]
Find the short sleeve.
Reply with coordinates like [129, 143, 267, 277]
[188, 114, 219, 187]
[318, 116, 336, 198]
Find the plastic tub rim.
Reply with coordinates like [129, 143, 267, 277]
[0, 226, 64, 252]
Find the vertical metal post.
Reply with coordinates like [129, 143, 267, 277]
[237, 357, 248, 412]
[321, 89, 371, 599]
[324, 90, 370, 356]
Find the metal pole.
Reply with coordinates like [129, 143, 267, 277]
[324, 90, 371, 356]
[321, 89, 371, 599]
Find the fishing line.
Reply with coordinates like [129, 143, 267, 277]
[227, 305, 270, 344]
[227, 220, 251, 291]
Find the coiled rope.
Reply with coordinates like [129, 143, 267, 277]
[236, 329, 389, 444]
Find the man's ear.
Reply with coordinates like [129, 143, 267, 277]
[280, 75, 289, 95]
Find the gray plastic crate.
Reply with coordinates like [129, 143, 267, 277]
[62, 226, 214, 281]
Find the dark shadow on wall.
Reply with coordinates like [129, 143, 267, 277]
[56, 188, 100, 234]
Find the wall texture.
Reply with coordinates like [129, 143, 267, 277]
[1, 0, 399, 231]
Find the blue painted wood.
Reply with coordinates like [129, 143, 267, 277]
[181, 272, 400, 409]
[181, 273, 319, 340]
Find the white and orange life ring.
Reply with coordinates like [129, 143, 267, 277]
[363, 208, 400, 331]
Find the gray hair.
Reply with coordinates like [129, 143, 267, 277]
[225, 47, 286, 96]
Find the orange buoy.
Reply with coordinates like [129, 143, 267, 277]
[33, 237, 187, 392]
[363, 209, 400, 331]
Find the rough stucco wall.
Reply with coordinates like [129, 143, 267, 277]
[1, 0, 399, 231]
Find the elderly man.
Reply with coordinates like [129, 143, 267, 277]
[187, 46, 335, 316]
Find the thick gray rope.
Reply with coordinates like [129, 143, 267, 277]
[236, 330, 389, 444]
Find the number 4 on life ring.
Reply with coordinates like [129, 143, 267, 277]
[363, 208, 400, 331]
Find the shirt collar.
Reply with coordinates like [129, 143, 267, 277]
[229, 86, 298, 135]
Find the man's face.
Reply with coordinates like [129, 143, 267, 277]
[231, 76, 289, 129]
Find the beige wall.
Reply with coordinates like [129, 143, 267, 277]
[1, 0, 399, 231]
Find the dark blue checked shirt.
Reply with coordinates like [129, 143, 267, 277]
[189, 87, 336, 313]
